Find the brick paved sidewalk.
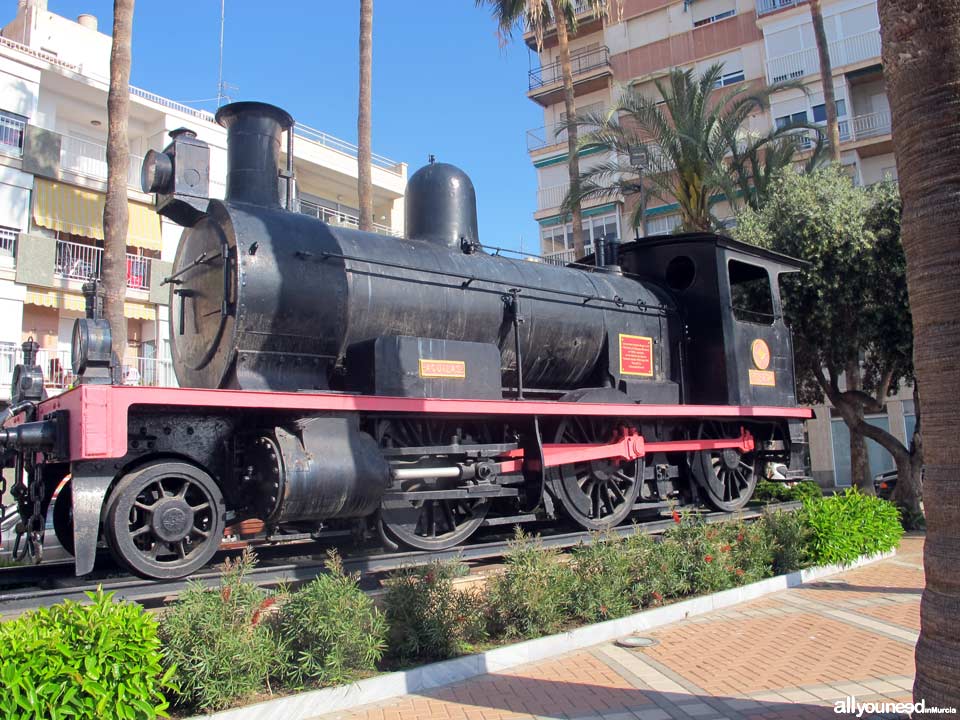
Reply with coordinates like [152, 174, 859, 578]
[315, 536, 924, 720]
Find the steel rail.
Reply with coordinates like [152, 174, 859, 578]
[0, 502, 800, 617]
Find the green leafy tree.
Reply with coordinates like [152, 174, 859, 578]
[735, 166, 921, 513]
[476, 0, 620, 255]
[568, 65, 810, 232]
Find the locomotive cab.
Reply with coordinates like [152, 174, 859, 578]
[621, 233, 803, 408]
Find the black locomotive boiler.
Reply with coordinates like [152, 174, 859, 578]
[0, 101, 811, 580]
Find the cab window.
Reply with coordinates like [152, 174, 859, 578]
[728, 259, 774, 324]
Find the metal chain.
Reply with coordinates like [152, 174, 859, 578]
[25, 471, 44, 564]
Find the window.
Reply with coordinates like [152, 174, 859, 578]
[646, 213, 681, 237]
[0, 110, 27, 156]
[713, 69, 746, 87]
[539, 212, 619, 258]
[694, 9, 736, 27]
[812, 99, 847, 123]
[775, 111, 808, 129]
[728, 259, 774, 324]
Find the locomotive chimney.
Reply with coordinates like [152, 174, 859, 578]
[405, 160, 480, 252]
[215, 101, 294, 208]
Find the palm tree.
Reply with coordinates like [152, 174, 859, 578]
[810, 0, 841, 163]
[878, 0, 960, 707]
[568, 65, 807, 232]
[476, 0, 619, 257]
[357, 0, 373, 232]
[724, 128, 825, 212]
[102, 0, 135, 377]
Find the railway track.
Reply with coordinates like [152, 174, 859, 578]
[0, 501, 800, 618]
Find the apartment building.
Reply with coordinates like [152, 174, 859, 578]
[0, 2, 407, 400]
[527, 0, 894, 263]
[525, 0, 904, 488]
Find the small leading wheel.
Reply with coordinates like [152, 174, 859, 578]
[549, 415, 641, 531]
[690, 422, 757, 512]
[105, 461, 225, 579]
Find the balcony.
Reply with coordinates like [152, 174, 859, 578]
[0, 347, 176, 396]
[59, 134, 143, 191]
[850, 109, 891, 139]
[523, 0, 604, 49]
[298, 199, 400, 237]
[765, 29, 881, 84]
[54, 239, 152, 290]
[528, 47, 612, 106]
[527, 122, 572, 153]
[756, 0, 805, 16]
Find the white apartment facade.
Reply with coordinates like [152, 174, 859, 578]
[0, 2, 407, 400]
[526, 0, 904, 487]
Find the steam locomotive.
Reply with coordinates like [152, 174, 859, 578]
[0, 101, 810, 580]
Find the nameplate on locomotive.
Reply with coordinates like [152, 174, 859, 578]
[418, 359, 466, 379]
[619, 334, 654, 377]
[748, 369, 776, 386]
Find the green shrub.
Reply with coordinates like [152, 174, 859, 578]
[383, 561, 487, 663]
[159, 550, 282, 712]
[0, 588, 175, 720]
[276, 551, 386, 688]
[803, 488, 903, 566]
[762, 508, 812, 574]
[568, 534, 635, 622]
[754, 479, 823, 504]
[487, 530, 575, 638]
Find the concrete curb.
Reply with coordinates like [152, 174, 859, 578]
[189, 548, 895, 720]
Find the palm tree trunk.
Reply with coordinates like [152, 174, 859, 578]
[878, 0, 960, 706]
[103, 0, 134, 377]
[810, 0, 841, 163]
[549, 0, 585, 257]
[357, 0, 374, 232]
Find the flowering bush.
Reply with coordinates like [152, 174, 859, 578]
[159, 550, 282, 713]
[488, 530, 575, 638]
[383, 561, 487, 663]
[275, 551, 387, 688]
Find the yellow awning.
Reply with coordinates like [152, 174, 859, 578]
[25, 289, 156, 320]
[32, 179, 162, 251]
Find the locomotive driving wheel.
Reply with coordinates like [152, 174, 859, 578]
[104, 461, 226, 579]
[549, 414, 641, 531]
[689, 421, 758, 512]
[376, 419, 491, 552]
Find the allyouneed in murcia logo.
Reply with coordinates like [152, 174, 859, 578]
[834, 697, 958, 716]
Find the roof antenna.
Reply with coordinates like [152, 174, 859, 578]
[428, 154, 436, 164]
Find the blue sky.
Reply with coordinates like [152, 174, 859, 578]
[46, 0, 544, 254]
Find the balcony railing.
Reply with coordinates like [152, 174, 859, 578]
[766, 28, 881, 84]
[0, 227, 16, 258]
[54, 239, 152, 290]
[542, 247, 578, 265]
[527, 123, 571, 152]
[0, 113, 26, 156]
[529, 46, 610, 90]
[537, 183, 570, 211]
[851, 109, 891, 139]
[298, 200, 400, 237]
[59, 134, 143, 190]
[756, 0, 804, 15]
[0, 348, 176, 394]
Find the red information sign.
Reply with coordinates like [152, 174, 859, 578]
[619, 334, 654, 377]
[418, 359, 466, 379]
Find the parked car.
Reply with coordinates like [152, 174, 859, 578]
[874, 469, 897, 500]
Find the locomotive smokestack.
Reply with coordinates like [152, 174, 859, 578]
[405, 161, 480, 252]
[216, 101, 294, 208]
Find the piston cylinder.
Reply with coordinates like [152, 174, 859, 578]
[244, 417, 389, 523]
